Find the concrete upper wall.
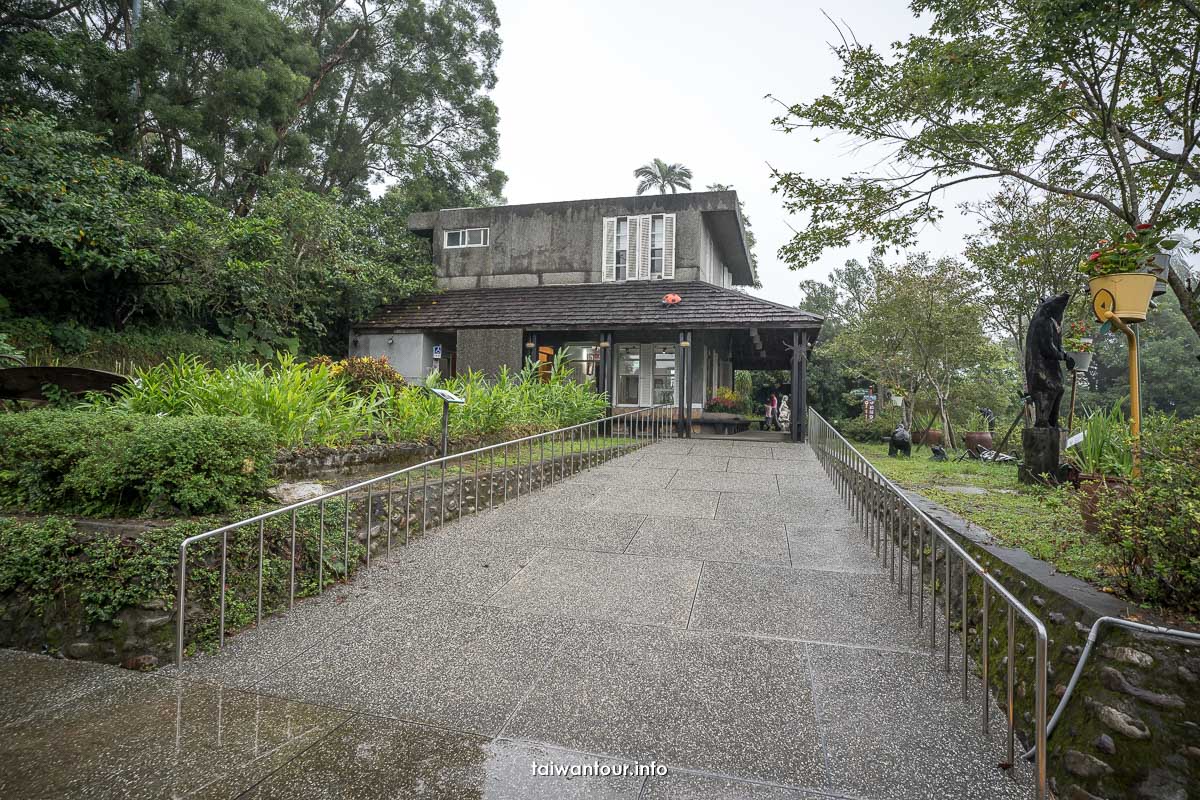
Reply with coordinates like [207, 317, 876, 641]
[408, 191, 753, 290]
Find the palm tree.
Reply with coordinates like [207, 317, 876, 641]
[634, 159, 693, 195]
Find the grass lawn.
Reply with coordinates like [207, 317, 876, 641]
[856, 442, 1120, 590]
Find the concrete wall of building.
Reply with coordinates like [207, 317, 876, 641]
[423, 193, 738, 290]
[351, 331, 457, 382]
[457, 327, 524, 377]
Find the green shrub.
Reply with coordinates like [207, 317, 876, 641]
[1095, 415, 1200, 612]
[100, 351, 608, 448]
[1, 316, 255, 371]
[0, 410, 275, 516]
[836, 413, 901, 444]
[1066, 400, 1133, 477]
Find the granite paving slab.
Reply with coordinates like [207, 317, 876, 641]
[786, 523, 885, 574]
[440, 506, 647, 553]
[240, 716, 647, 800]
[502, 622, 826, 790]
[570, 464, 679, 488]
[771, 446, 816, 461]
[688, 561, 930, 652]
[725, 456, 824, 475]
[0, 657, 347, 800]
[486, 548, 702, 627]
[716, 491, 844, 523]
[165, 584, 381, 689]
[584, 487, 720, 519]
[808, 643, 1032, 799]
[354, 539, 544, 603]
[0, 649, 143, 729]
[252, 600, 573, 734]
[635, 453, 729, 472]
[641, 773, 827, 799]
[667, 470, 778, 494]
[625, 517, 791, 566]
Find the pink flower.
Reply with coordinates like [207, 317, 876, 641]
[1088, 251, 1101, 261]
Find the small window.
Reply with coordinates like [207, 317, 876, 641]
[615, 217, 629, 281]
[650, 215, 665, 277]
[445, 227, 489, 248]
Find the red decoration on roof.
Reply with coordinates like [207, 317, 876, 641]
[662, 293, 682, 305]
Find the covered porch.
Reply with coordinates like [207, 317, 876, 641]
[350, 281, 823, 443]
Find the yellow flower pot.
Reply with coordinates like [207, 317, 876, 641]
[1089, 273, 1156, 323]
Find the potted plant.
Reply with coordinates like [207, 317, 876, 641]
[961, 411, 994, 456]
[1061, 320, 1094, 373]
[1066, 401, 1134, 534]
[912, 417, 942, 446]
[1079, 224, 1178, 322]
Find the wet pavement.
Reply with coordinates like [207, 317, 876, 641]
[0, 439, 1033, 799]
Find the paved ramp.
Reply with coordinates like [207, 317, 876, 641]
[0, 439, 1032, 798]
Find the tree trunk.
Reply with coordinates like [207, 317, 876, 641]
[1167, 268, 1200, 342]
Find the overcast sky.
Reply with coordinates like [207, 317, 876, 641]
[490, 0, 990, 307]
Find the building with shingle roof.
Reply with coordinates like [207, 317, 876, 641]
[351, 191, 823, 440]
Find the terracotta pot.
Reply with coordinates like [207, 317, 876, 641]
[913, 429, 942, 446]
[963, 431, 994, 456]
[1076, 474, 1131, 536]
[1089, 273, 1156, 323]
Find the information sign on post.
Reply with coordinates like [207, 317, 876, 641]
[428, 388, 465, 457]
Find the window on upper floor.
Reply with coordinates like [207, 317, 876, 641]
[445, 227, 489, 248]
[650, 215, 665, 278]
[614, 217, 629, 281]
[602, 214, 674, 282]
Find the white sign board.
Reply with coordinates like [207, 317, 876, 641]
[1066, 432, 1084, 448]
[432, 344, 443, 360]
[429, 388, 465, 404]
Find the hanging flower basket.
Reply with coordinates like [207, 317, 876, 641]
[1088, 273, 1156, 323]
[1067, 351, 1093, 372]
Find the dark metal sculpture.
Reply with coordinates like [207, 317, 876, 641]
[1024, 292, 1074, 428]
[1021, 292, 1073, 484]
[888, 424, 911, 457]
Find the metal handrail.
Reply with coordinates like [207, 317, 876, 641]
[175, 404, 673, 666]
[807, 409, 1048, 800]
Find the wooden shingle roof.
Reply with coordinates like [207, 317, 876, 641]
[354, 281, 823, 333]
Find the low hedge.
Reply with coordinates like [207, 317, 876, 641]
[834, 414, 901, 444]
[0, 411, 275, 516]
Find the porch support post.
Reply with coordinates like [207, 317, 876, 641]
[684, 330, 694, 439]
[790, 329, 809, 443]
[800, 330, 809, 442]
[597, 333, 612, 413]
[790, 330, 800, 443]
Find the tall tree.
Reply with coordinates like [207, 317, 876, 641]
[962, 183, 1106, 363]
[770, 0, 1200, 340]
[634, 158, 692, 194]
[835, 254, 1000, 443]
[0, 0, 505, 213]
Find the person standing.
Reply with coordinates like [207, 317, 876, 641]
[768, 392, 780, 431]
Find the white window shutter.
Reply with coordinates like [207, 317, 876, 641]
[637, 214, 652, 280]
[602, 217, 616, 282]
[662, 213, 676, 279]
[627, 216, 640, 280]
